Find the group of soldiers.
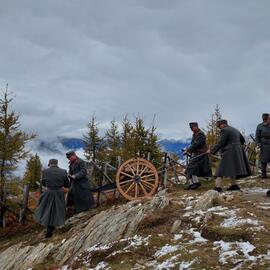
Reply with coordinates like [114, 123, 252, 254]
[35, 151, 94, 238]
[185, 113, 270, 194]
[34, 113, 270, 238]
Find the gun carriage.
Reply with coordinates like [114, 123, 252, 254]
[90, 154, 186, 202]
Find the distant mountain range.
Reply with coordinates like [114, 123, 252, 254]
[60, 138, 190, 157]
[30, 137, 190, 160]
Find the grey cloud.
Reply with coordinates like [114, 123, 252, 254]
[0, 0, 270, 141]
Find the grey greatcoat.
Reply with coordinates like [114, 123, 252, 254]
[186, 130, 212, 179]
[67, 158, 94, 213]
[35, 166, 70, 227]
[255, 123, 270, 163]
[211, 125, 251, 178]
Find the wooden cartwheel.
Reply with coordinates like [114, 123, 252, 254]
[116, 158, 159, 201]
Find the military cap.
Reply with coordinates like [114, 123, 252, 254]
[189, 122, 198, 128]
[66, 150, 76, 158]
[216, 119, 228, 126]
[262, 113, 269, 120]
[48, 158, 58, 166]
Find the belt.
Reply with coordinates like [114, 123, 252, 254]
[46, 187, 64, 191]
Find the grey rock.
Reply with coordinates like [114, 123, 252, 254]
[0, 194, 169, 270]
[194, 190, 224, 211]
[170, 220, 182, 234]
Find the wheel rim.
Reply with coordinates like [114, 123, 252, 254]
[116, 158, 159, 201]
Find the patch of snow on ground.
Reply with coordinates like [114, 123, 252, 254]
[221, 216, 259, 228]
[127, 235, 150, 247]
[87, 244, 112, 253]
[154, 244, 179, 258]
[155, 255, 179, 269]
[179, 259, 196, 270]
[214, 240, 256, 265]
[89, 262, 110, 270]
[174, 234, 182, 241]
[207, 206, 229, 212]
[188, 229, 208, 244]
[242, 187, 269, 193]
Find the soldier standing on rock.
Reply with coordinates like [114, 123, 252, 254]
[207, 120, 251, 192]
[66, 151, 95, 213]
[183, 122, 212, 190]
[255, 113, 270, 179]
[35, 159, 70, 238]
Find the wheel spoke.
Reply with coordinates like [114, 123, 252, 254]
[141, 180, 156, 188]
[141, 181, 154, 191]
[135, 183, 138, 198]
[119, 179, 134, 185]
[120, 171, 134, 179]
[141, 173, 155, 179]
[125, 182, 135, 194]
[127, 164, 136, 176]
[139, 183, 148, 196]
[139, 165, 149, 176]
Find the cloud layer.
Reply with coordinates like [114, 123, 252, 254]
[1, 0, 269, 141]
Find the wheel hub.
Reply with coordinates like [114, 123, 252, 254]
[133, 175, 141, 183]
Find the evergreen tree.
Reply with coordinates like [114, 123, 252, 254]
[24, 154, 42, 190]
[105, 119, 121, 165]
[83, 116, 105, 162]
[205, 104, 222, 147]
[0, 85, 36, 227]
[121, 115, 134, 160]
[132, 116, 148, 157]
[145, 121, 163, 165]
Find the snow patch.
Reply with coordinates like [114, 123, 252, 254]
[154, 244, 179, 258]
[221, 217, 260, 228]
[179, 259, 196, 270]
[214, 240, 256, 265]
[173, 234, 183, 241]
[188, 229, 208, 244]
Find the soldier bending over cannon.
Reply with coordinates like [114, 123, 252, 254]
[66, 151, 94, 213]
[183, 122, 212, 190]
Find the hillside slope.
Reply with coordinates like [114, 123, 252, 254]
[1, 177, 270, 269]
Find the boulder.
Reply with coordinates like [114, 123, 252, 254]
[194, 190, 224, 211]
[0, 194, 169, 270]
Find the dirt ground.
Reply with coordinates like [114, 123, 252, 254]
[2, 176, 270, 270]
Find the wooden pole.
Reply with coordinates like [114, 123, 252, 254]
[163, 153, 168, 188]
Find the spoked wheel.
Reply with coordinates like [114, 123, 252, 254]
[116, 158, 159, 201]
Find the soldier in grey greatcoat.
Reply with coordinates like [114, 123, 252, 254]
[255, 113, 270, 179]
[208, 120, 251, 192]
[66, 151, 94, 213]
[184, 122, 212, 190]
[35, 159, 70, 238]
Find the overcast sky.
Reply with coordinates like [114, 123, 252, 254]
[0, 0, 269, 140]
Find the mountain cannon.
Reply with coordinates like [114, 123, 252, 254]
[90, 154, 186, 202]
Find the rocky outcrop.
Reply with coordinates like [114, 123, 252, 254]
[0, 194, 169, 270]
[194, 190, 224, 211]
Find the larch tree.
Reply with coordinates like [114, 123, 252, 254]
[0, 85, 36, 227]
